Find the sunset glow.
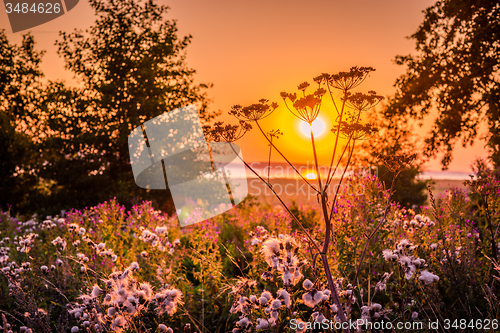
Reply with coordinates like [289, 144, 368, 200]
[304, 172, 318, 180]
[299, 117, 327, 139]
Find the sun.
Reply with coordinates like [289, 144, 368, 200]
[304, 172, 317, 180]
[299, 116, 327, 139]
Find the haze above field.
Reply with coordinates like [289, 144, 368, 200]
[0, 0, 489, 172]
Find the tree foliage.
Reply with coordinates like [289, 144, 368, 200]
[1, 0, 215, 215]
[39, 0, 214, 213]
[387, 0, 500, 168]
[353, 102, 428, 208]
[0, 32, 45, 212]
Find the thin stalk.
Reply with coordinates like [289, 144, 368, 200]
[326, 89, 348, 184]
[310, 128, 348, 325]
[227, 142, 322, 253]
[328, 138, 357, 223]
[255, 121, 319, 193]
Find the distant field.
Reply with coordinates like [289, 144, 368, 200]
[241, 177, 467, 207]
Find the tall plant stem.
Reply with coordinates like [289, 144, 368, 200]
[310, 129, 348, 324]
[326, 89, 348, 185]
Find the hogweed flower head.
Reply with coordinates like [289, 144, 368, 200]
[205, 121, 252, 142]
[229, 99, 278, 122]
[281, 84, 326, 125]
[344, 91, 384, 112]
[315, 66, 376, 91]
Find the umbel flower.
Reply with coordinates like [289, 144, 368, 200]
[204, 121, 252, 142]
[281, 83, 326, 124]
[344, 91, 384, 112]
[314, 66, 376, 91]
[229, 99, 278, 122]
[378, 153, 417, 175]
[334, 121, 379, 140]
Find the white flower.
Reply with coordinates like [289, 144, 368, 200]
[71, 327, 79, 333]
[419, 270, 439, 285]
[255, 318, 269, 330]
[382, 249, 397, 261]
[91, 285, 104, 298]
[271, 299, 282, 310]
[312, 311, 326, 323]
[302, 279, 313, 290]
[155, 226, 167, 235]
[412, 311, 418, 320]
[236, 317, 251, 328]
[251, 238, 261, 246]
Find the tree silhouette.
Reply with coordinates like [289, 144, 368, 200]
[387, 0, 500, 168]
[28, 0, 215, 213]
[0, 32, 45, 212]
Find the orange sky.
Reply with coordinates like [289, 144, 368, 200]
[0, 0, 489, 171]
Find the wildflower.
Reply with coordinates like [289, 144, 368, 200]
[71, 327, 79, 333]
[302, 279, 313, 290]
[312, 311, 326, 323]
[97, 243, 105, 250]
[412, 311, 418, 320]
[80, 266, 86, 273]
[155, 226, 167, 235]
[140, 251, 148, 258]
[91, 284, 104, 298]
[78, 228, 86, 236]
[236, 317, 251, 329]
[271, 299, 282, 310]
[277, 288, 291, 308]
[302, 289, 323, 307]
[382, 249, 397, 261]
[251, 238, 261, 246]
[130, 262, 140, 270]
[111, 315, 126, 331]
[430, 243, 438, 250]
[56, 259, 63, 267]
[41, 265, 48, 274]
[375, 272, 392, 291]
[256, 318, 269, 330]
[51, 236, 67, 250]
[419, 270, 439, 285]
[158, 324, 172, 332]
[154, 288, 183, 315]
